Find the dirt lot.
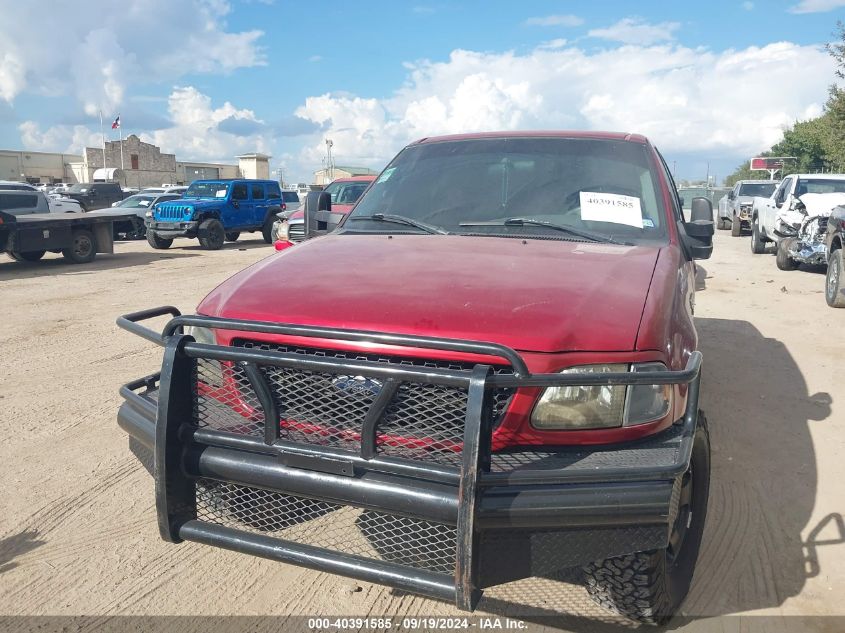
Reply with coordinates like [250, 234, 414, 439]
[1, 230, 844, 631]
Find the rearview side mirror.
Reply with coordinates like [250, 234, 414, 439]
[681, 197, 714, 260]
[304, 191, 334, 240]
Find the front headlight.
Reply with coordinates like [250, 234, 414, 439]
[186, 326, 224, 388]
[145, 210, 153, 218]
[186, 325, 216, 345]
[530, 362, 672, 430]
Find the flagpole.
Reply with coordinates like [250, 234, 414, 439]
[99, 109, 106, 179]
[118, 114, 124, 187]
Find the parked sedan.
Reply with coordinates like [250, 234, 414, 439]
[112, 193, 182, 239]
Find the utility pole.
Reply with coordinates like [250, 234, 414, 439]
[325, 138, 334, 181]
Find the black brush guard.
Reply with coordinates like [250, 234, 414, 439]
[116, 306, 703, 610]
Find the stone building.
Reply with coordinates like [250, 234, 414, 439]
[72, 135, 176, 189]
[4, 136, 270, 188]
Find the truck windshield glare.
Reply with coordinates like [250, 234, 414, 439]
[185, 182, 230, 198]
[347, 137, 667, 243]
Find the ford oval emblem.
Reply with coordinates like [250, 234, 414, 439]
[332, 375, 383, 398]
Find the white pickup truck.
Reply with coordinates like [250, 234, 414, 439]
[750, 173, 845, 254]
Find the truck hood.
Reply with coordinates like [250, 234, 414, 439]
[796, 193, 845, 217]
[197, 235, 661, 353]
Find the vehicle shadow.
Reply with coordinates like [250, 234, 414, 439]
[0, 250, 201, 282]
[178, 238, 271, 252]
[423, 318, 828, 630]
[0, 530, 45, 574]
[694, 263, 708, 291]
[681, 317, 828, 618]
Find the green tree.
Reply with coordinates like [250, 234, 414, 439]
[825, 21, 845, 169]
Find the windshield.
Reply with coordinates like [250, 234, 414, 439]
[796, 178, 845, 195]
[323, 181, 370, 205]
[117, 195, 156, 208]
[738, 183, 777, 197]
[185, 182, 229, 198]
[346, 137, 666, 242]
[68, 184, 89, 193]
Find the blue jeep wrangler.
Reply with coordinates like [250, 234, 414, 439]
[146, 179, 283, 250]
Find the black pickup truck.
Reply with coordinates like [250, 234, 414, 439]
[64, 182, 126, 211]
[1, 190, 134, 263]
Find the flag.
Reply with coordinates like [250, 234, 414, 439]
[111, 115, 120, 130]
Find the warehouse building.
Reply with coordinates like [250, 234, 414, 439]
[2, 137, 270, 189]
[0, 149, 82, 184]
[313, 165, 378, 185]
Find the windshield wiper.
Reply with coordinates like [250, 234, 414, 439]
[458, 217, 632, 245]
[348, 213, 448, 235]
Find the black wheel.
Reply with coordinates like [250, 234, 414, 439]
[61, 229, 97, 264]
[776, 238, 800, 271]
[10, 250, 46, 262]
[225, 231, 240, 242]
[750, 217, 766, 254]
[730, 216, 742, 237]
[198, 218, 225, 250]
[146, 231, 173, 250]
[261, 218, 274, 244]
[826, 249, 845, 308]
[583, 414, 710, 625]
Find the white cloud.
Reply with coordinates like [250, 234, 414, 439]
[18, 86, 272, 163]
[143, 87, 270, 162]
[524, 14, 584, 27]
[291, 41, 835, 173]
[789, 0, 845, 12]
[588, 17, 680, 45]
[0, 0, 264, 115]
[18, 121, 102, 155]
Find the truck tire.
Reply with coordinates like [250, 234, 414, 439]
[583, 414, 710, 625]
[10, 250, 46, 262]
[776, 238, 799, 271]
[147, 231, 173, 250]
[750, 217, 766, 254]
[261, 219, 274, 244]
[225, 232, 240, 242]
[730, 215, 742, 237]
[826, 249, 845, 308]
[198, 218, 225, 250]
[62, 228, 97, 264]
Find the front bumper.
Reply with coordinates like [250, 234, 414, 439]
[116, 306, 703, 610]
[146, 220, 199, 238]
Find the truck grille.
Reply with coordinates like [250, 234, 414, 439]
[195, 479, 457, 574]
[157, 205, 191, 220]
[193, 341, 515, 465]
[288, 222, 305, 242]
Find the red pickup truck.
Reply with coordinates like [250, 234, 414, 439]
[117, 131, 715, 624]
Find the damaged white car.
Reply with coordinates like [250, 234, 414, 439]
[775, 192, 845, 270]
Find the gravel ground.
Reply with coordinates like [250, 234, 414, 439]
[0, 229, 843, 631]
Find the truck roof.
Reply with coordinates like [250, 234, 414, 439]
[190, 179, 279, 185]
[785, 173, 845, 180]
[410, 130, 649, 145]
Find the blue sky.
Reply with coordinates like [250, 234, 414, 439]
[1, 0, 844, 183]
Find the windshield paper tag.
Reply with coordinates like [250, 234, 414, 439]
[377, 167, 396, 184]
[579, 192, 643, 228]
[215, 190, 227, 197]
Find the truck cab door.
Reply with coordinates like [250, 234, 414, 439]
[227, 183, 252, 228]
[250, 183, 267, 227]
[765, 177, 791, 236]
